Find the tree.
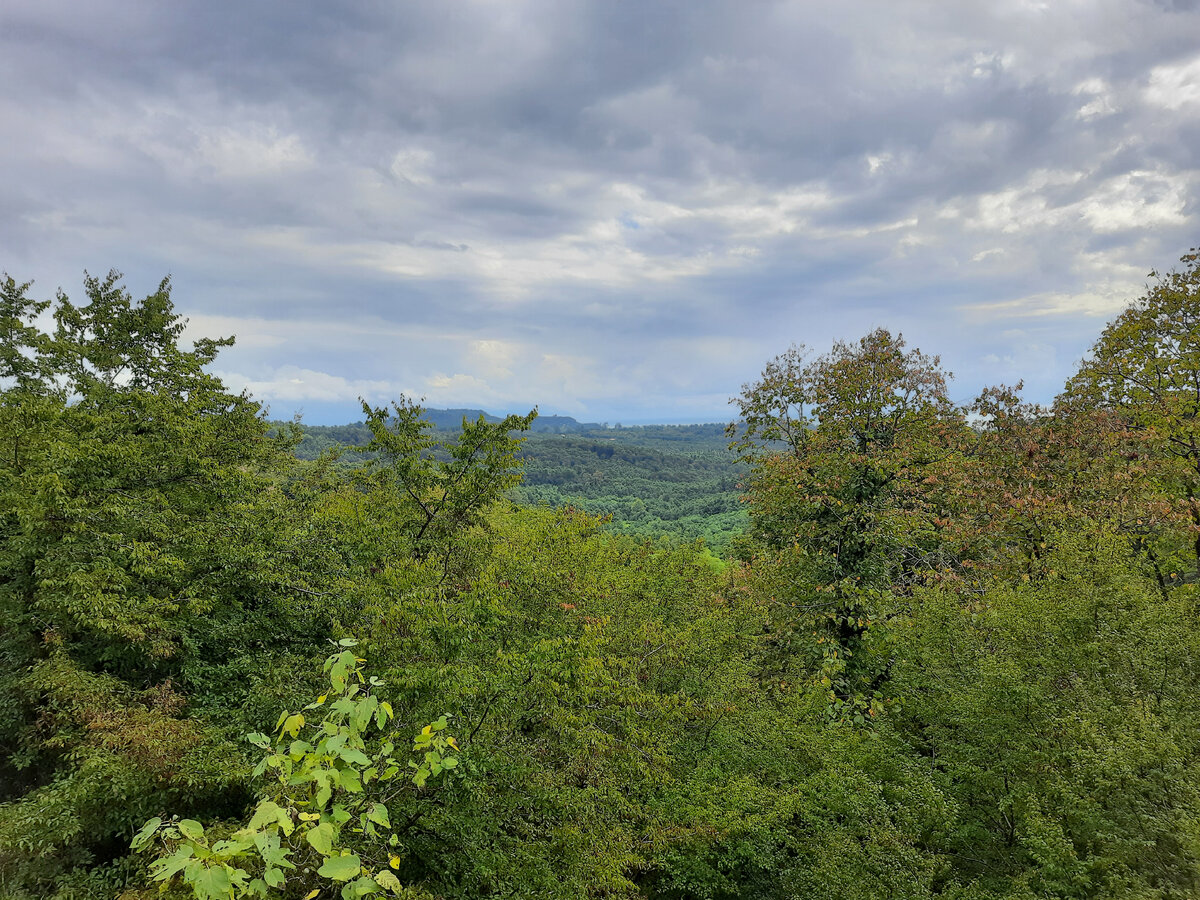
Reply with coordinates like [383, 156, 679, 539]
[892, 526, 1200, 896]
[1062, 249, 1200, 582]
[730, 330, 964, 706]
[356, 398, 536, 566]
[133, 642, 460, 900]
[731, 329, 962, 588]
[0, 274, 52, 391]
[941, 382, 1165, 591]
[0, 271, 328, 899]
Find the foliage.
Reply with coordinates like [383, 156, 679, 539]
[729, 329, 964, 707]
[1062, 249, 1200, 582]
[356, 399, 536, 564]
[0, 272, 340, 898]
[4, 254, 1200, 900]
[892, 528, 1200, 897]
[133, 640, 458, 899]
[287, 420, 747, 553]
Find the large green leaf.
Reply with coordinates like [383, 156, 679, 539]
[190, 865, 233, 899]
[367, 802, 390, 829]
[317, 853, 362, 881]
[306, 821, 335, 856]
[131, 816, 162, 850]
[249, 800, 293, 834]
[374, 869, 403, 893]
[178, 819, 206, 845]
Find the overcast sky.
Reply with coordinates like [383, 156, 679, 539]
[3, 0, 1199, 424]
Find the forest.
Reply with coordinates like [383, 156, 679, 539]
[2, 251, 1200, 900]
[290, 422, 746, 553]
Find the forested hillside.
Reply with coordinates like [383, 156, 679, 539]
[290, 423, 746, 552]
[3, 253, 1200, 900]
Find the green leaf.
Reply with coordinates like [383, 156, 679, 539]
[131, 816, 161, 850]
[178, 819, 206, 845]
[328, 650, 356, 691]
[149, 846, 194, 881]
[316, 782, 333, 810]
[212, 833, 255, 855]
[367, 802, 390, 829]
[255, 830, 295, 869]
[289, 739, 314, 758]
[248, 800, 293, 834]
[375, 869, 403, 892]
[317, 853, 362, 881]
[306, 821, 335, 856]
[190, 865, 233, 899]
[343, 875, 380, 899]
[340, 746, 372, 767]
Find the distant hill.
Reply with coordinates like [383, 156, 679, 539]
[278, 410, 745, 552]
[425, 407, 609, 433]
[287, 407, 604, 438]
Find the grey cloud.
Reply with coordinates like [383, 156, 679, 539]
[4, 0, 1200, 422]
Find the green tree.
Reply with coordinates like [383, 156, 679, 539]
[0, 274, 52, 391]
[356, 398, 536, 565]
[0, 272, 331, 899]
[730, 329, 963, 706]
[1063, 249, 1200, 583]
[731, 329, 962, 588]
[892, 526, 1200, 897]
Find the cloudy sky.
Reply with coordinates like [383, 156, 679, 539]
[3, 0, 1199, 424]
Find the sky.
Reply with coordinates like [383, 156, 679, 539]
[3, 0, 1200, 425]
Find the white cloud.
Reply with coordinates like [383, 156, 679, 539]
[1079, 170, 1190, 233]
[468, 339, 518, 378]
[963, 287, 1133, 320]
[195, 126, 313, 179]
[390, 148, 435, 185]
[1145, 54, 1200, 110]
[6, 0, 1200, 423]
[217, 365, 399, 403]
[1073, 76, 1117, 120]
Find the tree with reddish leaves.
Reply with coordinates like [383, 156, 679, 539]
[1061, 249, 1200, 588]
[730, 328, 965, 708]
[944, 382, 1163, 590]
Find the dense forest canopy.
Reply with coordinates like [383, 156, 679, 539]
[1, 252, 1200, 899]
[288, 422, 746, 553]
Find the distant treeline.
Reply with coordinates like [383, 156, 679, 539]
[283, 417, 747, 551]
